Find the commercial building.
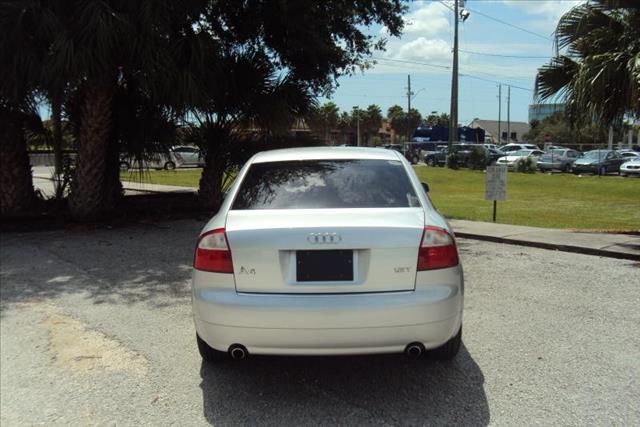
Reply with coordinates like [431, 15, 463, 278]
[468, 119, 530, 143]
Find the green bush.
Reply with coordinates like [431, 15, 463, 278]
[446, 153, 460, 169]
[515, 157, 536, 173]
[468, 148, 488, 170]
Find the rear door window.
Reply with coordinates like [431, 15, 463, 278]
[232, 159, 420, 209]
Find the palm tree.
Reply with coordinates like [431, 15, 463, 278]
[535, 1, 640, 127]
[306, 102, 340, 145]
[361, 105, 383, 146]
[0, 2, 45, 215]
[188, 49, 315, 209]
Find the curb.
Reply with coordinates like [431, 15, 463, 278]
[455, 232, 640, 261]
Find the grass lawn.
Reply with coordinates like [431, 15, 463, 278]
[121, 166, 640, 231]
[120, 168, 204, 188]
[414, 166, 640, 230]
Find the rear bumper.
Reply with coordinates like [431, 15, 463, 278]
[193, 276, 463, 355]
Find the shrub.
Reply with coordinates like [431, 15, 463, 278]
[468, 148, 488, 170]
[515, 157, 536, 173]
[446, 153, 460, 169]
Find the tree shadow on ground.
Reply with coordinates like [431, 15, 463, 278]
[0, 219, 204, 316]
[199, 344, 489, 426]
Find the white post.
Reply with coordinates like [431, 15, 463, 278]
[607, 126, 613, 150]
[629, 128, 633, 149]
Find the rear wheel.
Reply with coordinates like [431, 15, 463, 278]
[427, 326, 462, 361]
[164, 161, 176, 170]
[197, 334, 228, 363]
[427, 157, 435, 167]
[563, 163, 571, 173]
[599, 166, 607, 176]
[119, 161, 130, 171]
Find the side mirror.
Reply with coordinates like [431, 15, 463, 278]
[421, 182, 430, 193]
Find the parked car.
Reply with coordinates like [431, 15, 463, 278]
[537, 149, 582, 172]
[119, 151, 178, 171]
[424, 146, 448, 167]
[482, 143, 501, 151]
[616, 150, 640, 159]
[572, 150, 627, 175]
[619, 157, 640, 177]
[384, 143, 420, 164]
[496, 149, 545, 170]
[410, 141, 447, 162]
[192, 147, 464, 362]
[499, 143, 540, 153]
[172, 145, 205, 167]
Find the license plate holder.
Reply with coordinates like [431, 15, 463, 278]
[296, 250, 353, 282]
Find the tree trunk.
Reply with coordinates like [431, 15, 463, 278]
[0, 112, 36, 215]
[50, 95, 64, 199]
[68, 83, 113, 220]
[199, 147, 225, 211]
[102, 134, 123, 212]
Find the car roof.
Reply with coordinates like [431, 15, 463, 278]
[251, 146, 401, 163]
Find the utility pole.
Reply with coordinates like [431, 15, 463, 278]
[497, 84, 502, 144]
[406, 74, 413, 142]
[506, 85, 511, 143]
[448, 0, 459, 152]
[356, 111, 361, 147]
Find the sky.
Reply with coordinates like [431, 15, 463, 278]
[322, 0, 584, 124]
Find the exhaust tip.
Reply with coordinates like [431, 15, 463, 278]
[229, 344, 248, 360]
[405, 342, 425, 358]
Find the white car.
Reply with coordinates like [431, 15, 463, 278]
[172, 145, 205, 167]
[496, 149, 545, 169]
[499, 143, 540, 153]
[192, 147, 464, 362]
[620, 157, 640, 177]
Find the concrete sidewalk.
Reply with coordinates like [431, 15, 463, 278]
[32, 166, 196, 196]
[449, 219, 640, 261]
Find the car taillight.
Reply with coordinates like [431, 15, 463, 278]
[193, 228, 233, 273]
[417, 226, 459, 270]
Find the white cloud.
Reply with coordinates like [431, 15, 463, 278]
[503, 0, 583, 17]
[391, 37, 452, 63]
[404, 2, 451, 35]
[382, 2, 451, 36]
[503, 0, 585, 34]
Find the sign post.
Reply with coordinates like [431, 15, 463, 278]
[485, 165, 507, 222]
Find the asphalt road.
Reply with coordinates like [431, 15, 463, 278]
[1, 219, 638, 426]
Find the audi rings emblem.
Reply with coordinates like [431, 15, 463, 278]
[307, 232, 342, 244]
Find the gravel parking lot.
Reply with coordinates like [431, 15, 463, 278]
[1, 219, 639, 426]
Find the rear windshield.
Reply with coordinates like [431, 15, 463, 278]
[232, 159, 420, 209]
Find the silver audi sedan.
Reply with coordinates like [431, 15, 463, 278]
[192, 147, 463, 362]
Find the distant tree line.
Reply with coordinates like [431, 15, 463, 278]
[306, 102, 451, 146]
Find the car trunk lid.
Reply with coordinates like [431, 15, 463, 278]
[225, 208, 424, 294]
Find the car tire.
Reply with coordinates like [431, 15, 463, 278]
[164, 161, 176, 170]
[412, 156, 419, 164]
[563, 164, 571, 173]
[119, 161, 130, 171]
[599, 166, 606, 176]
[427, 325, 462, 361]
[427, 158, 436, 167]
[621, 173, 627, 177]
[197, 334, 228, 363]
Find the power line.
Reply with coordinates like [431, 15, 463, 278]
[459, 49, 550, 59]
[372, 56, 450, 71]
[371, 56, 532, 92]
[461, 5, 553, 41]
